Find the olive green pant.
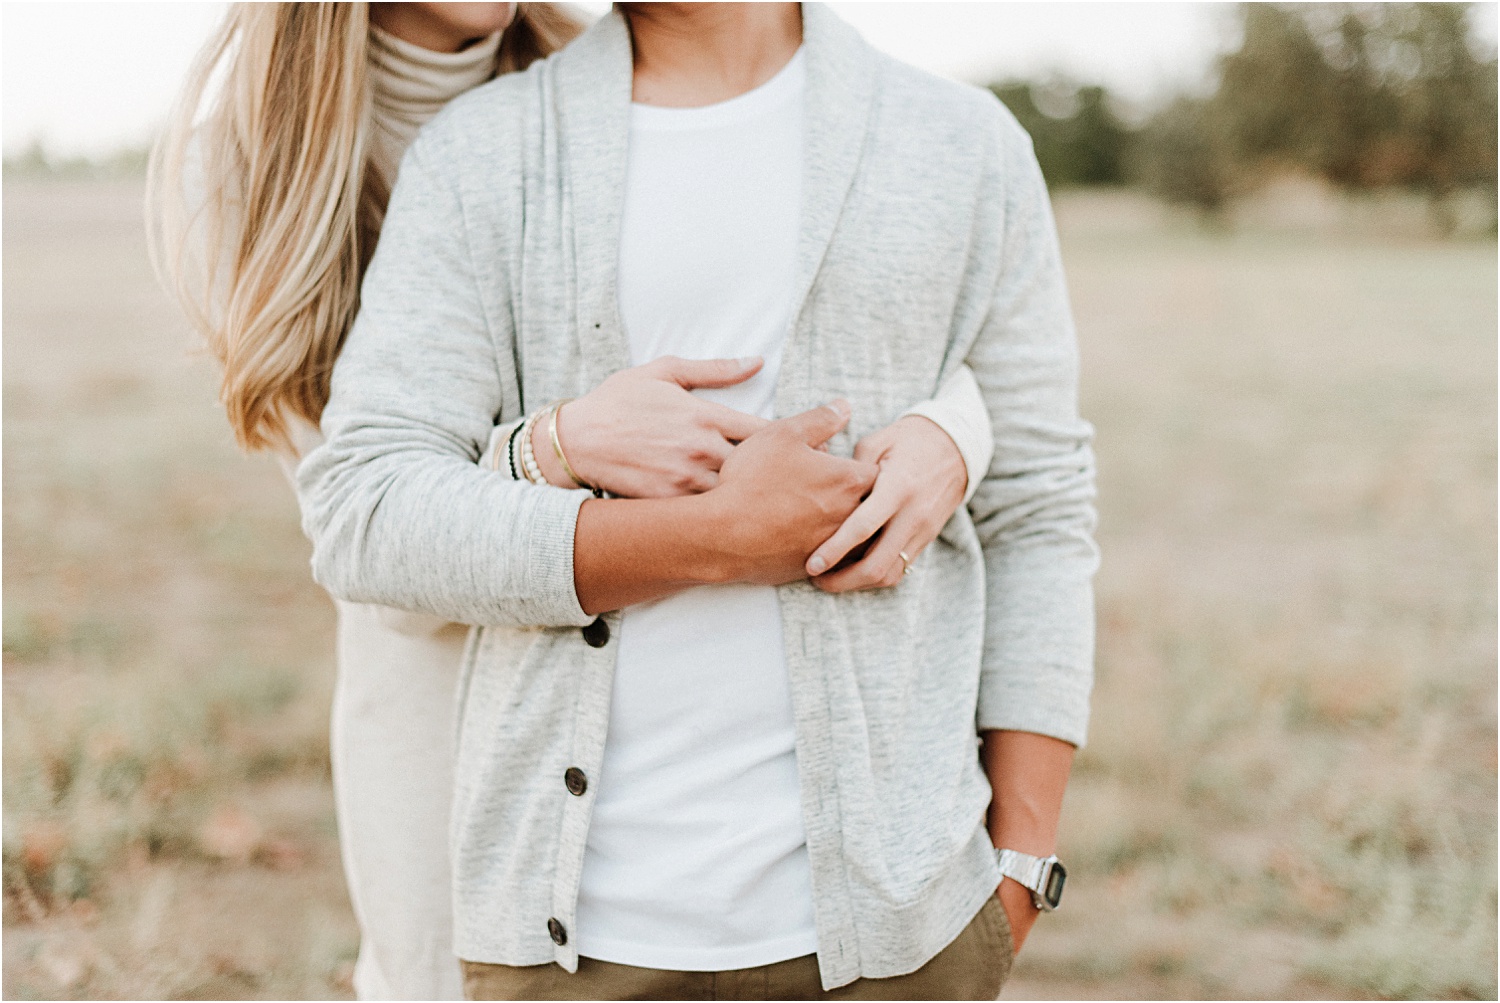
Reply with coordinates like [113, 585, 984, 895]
[462, 894, 1014, 1001]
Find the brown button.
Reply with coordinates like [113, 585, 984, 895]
[547, 917, 568, 946]
[564, 767, 588, 796]
[581, 617, 610, 648]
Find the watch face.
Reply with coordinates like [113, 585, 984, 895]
[1043, 860, 1067, 908]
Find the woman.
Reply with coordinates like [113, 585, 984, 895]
[148, 3, 993, 1000]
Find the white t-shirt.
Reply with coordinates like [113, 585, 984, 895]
[573, 50, 818, 971]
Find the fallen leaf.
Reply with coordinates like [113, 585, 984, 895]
[199, 805, 261, 863]
[21, 820, 69, 876]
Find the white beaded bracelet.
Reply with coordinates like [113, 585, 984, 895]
[519, 409, 544, 484]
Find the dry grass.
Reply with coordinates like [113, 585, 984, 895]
[4, 180, 352, 999]
[3, 179, 1495, 1000]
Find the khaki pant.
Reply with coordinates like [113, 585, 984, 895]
[462, 895, 1014, 1001]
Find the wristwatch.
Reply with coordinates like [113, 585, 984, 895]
[994, 848, 1067, 911]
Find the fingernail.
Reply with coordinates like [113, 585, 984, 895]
[738, 356, 761, 366]
[824, 399, 850, 418]
[807, 555, 828, 575]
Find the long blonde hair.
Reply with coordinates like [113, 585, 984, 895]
[147, 3, 582, 453]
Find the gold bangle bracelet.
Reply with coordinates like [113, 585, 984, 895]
[549, 400, 598, 494]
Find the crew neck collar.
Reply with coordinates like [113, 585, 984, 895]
[630, 48, 806, 131]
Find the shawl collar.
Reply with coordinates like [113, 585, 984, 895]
[777, 3, 877, 418]
[551, 11, 635, 385]
[550, 4, 879, 409]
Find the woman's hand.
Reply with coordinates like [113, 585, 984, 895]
[532, 356, 769, 498]
[804, 415, 968, 591]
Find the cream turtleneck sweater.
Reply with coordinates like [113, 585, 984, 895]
[368, 23, 502, 186]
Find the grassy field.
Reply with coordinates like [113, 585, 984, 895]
[3, 178, 1495, 1000]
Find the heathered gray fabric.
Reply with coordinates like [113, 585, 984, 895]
[297, 5, 1097, 990]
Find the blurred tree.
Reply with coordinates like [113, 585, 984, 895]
[984, 3, 1496, 228]
[1216, 4, 1341, 171]
[1134, 97, 1237, 218]
[991, 80, 1132, 186]
[1381, 4, 1499, 229]
[1125, 2, 1497, 227]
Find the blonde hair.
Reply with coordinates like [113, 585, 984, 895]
[147, 3, 582, 453]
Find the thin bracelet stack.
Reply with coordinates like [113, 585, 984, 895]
[506, 400, 603, 497]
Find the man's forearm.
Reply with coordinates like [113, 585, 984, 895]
[982, 728, 1074, 852]
[981, 728, 1075, 951]
[573, 494, 732, 615]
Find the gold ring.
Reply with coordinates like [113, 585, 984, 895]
[899, 551, 913, 576]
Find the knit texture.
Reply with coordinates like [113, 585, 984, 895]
[297, 4, 1098, 990]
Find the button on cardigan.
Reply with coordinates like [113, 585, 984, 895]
[297, 4, 1098, 991]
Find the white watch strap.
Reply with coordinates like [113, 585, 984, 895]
[995, 848, 1047, 893]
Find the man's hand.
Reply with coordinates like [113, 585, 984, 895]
[997, 876, 1040, 952]
[706, 401, 879, 585]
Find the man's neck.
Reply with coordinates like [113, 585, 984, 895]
[621, 2, 803, 108]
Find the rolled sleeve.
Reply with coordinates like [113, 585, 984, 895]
[965, 118, 1099, 747]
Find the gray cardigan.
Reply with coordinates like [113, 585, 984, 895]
[298, 5, 1097, 989]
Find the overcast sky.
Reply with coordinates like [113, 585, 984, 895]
[3, 2, 1496, 159]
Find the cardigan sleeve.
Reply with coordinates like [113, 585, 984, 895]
[296, 137, 595, 630]
[964, 120, 1099, 747]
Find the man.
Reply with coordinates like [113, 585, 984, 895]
[299, 3, 1097, 999]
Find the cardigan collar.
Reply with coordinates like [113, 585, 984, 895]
[551, 4, 877, 404]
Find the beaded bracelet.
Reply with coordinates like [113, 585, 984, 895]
[503, 422, 523, 479]
[519, 409, 545, 484]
